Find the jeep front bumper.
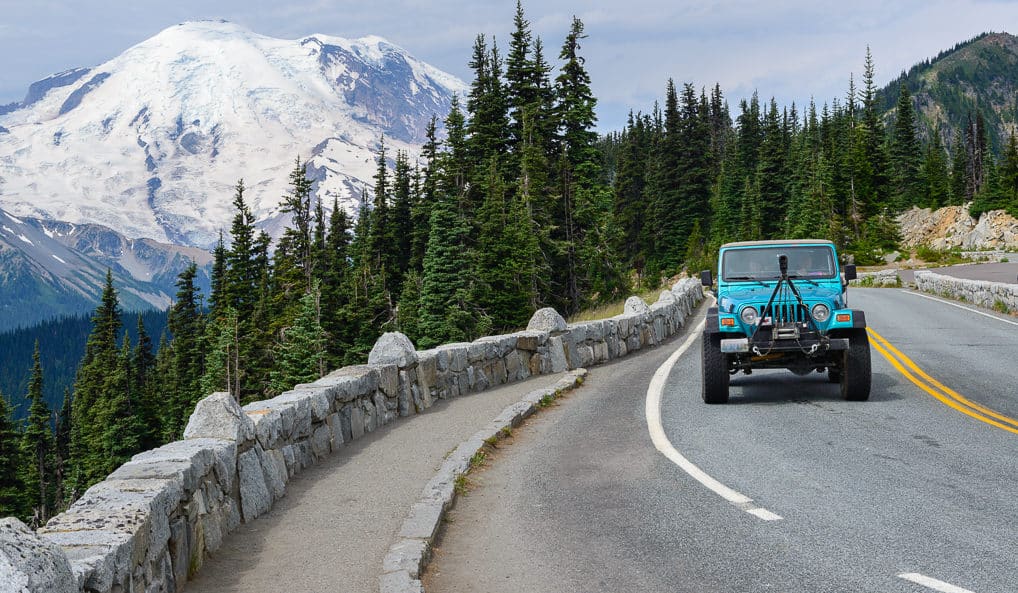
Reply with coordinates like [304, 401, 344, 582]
[721, 336, 849, 354]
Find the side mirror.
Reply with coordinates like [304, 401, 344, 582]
[700, 270, 713, 287]
[843, 264, 857, 281]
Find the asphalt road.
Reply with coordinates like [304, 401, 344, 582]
[898, 261, 1018, 284]
[425, 289, 1018, 593]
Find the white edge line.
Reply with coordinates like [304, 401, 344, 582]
[644, 309, 782, 521]
[898, 572, 976, 593]
[902, 289, 1018, 327]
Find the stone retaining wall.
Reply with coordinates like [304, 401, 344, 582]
[0, 278, 704, 593]
[849, 269, 901, 287]
[914, 271, 1018, 313]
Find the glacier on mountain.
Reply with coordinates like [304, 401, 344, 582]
[0, 20, 467, 249]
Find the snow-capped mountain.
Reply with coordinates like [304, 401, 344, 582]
[0, 20, 467, 249]
[0, 206, 212, 331]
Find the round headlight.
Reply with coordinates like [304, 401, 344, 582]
[811, 303, 831, 323]
[740, 306, 759, 325]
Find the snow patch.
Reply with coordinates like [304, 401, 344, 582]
[4, 212, 24, 224]
[52, 254, 66, 264]
[17, 233, 33, 245]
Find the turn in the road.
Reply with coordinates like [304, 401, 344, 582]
[425, 288, 1018, 593]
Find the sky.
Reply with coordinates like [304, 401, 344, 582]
[2, 0, 1018, 131]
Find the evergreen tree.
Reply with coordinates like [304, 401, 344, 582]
[201, 306, 240, 399]
[164, 263, 204, 437]
[757, 98, 789, 237]
[506, 0, 536, 152]
[651, 80, 684, 273]
[396, 270, 423, 344]
[889, 84, 923, 209]
[0, 389, 24, 518]
[922, 129, 952, 208]
[276, 156, 316, 303]
[69, 270, 122, 495]
[99, 333, 145, 476]
[410, 118, 440, 271]
[132, 315, 159, 449]
[270, 282, 326, 393]
[209, 231, 227, 315]
[321, 198, 352, 365]
[553, 16, 605, 312]
[390, 150, 415, 294]
[466, 35, 511, 176]
[52, 389, 71, 513]
[998, 133, 1018, 216]
[419, 101, 484, 347]
[225, 179, 260, 317]
[20, 342, 54, 524]
[475, 159, 538, 331]
[950, 127, 970, 205]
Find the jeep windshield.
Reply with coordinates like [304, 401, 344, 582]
[722, 246, 836, 282]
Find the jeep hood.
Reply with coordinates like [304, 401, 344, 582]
[720, 283, 845, 311]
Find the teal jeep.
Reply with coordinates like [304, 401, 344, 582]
[700, 239, 871, 404]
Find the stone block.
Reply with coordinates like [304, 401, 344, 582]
[527, 307, 567, 332]
[548, 336, 568, 373]
[377, 363, 399, 397]
[374, 391, 393, 426]
[308, 422, 330, 459]
[417, 351, 438, 387]
[435, 343, 470, 372]
[383, 537, 430, 578]
[278, 388, 331, 423]
[183, 392, 254, 444]
[467, 340, 492, 362]
[624, 296, 651, 315]
[237, 449, 271, 522]
[314, 366, 378, 402]
[513, 330, 547, 351]
[1, 518, 77, 593]
[258, 447, 287, 501]
[368, 331, 419, 367]
[350, 405, 365, 441]
[244, 406, 284, 451]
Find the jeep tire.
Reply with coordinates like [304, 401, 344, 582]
[701, 333, 730, 404]
[840, 329, 871, 401]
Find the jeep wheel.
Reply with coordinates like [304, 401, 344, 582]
[702, 334, 730, 404]
[840, 329, 871, 401]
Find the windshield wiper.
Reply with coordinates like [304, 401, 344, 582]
[726, 276, 767, 286]
[788, 275, 819, 286]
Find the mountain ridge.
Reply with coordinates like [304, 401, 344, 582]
[0, 20, 467, 249]
[877, 31, 1018, 150]
[0, 206, 211, 332]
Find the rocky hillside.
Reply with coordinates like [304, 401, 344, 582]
[878, 32, 1018, 150]
[897, 205, 1018, 250]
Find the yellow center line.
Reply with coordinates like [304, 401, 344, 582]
[866, 328, 1018, 435]
[868, 327, 1018, 429]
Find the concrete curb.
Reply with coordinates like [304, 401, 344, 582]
[379, 368, 589, 593]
